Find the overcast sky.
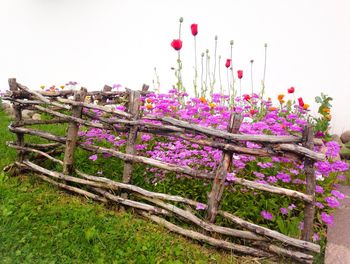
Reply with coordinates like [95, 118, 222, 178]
[1, 0, 349, 134]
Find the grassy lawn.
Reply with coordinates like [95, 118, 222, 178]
[0, 107, 267, 263]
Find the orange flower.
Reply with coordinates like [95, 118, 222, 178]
[268, 107, 277, 111]
[303, 104, 310, 110]
[277, 94, 285, 102]
[60, 85, 65, 89]
[145, 104, 153, 110]
[199, 97, 207, 104]
[325, 114, 332, 120]
[209, 102, 216, 109]
[146, 98, 154, 103]
[323, 108, 330, 113]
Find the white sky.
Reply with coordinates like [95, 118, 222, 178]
[1, 0, 349, 134]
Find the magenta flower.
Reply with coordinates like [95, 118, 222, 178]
[196, 203, 206, 210]
[280, 208, 288, 215]
[89, 154, 98, 161]
[315, 185, 324, 194]
[331, 190, 346, 200]
[315, 202, 325, 209]
[313, 233, 320, 242]
[141, 134, 152, 142]
[325, 196, 340, 208]
[325, 141, 341, 158]
[261, 210, 274, 220]
[321, 212, 334, 226]
[226, 172, 236, 182]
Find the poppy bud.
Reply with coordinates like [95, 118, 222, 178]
[288, 87, 295, 93]
[298, 97, 304, 107]
[171, 39, 182, 51]
[225, 59, 231, 68]
[237, 70, 243, 79]
[191, 24, 198, 36]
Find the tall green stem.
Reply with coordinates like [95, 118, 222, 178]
[193, 37, 198, 97]
[261, 43, 267, 98]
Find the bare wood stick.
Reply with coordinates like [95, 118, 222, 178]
[301, 126, 316, 242]
[13, 118, 69, 127]
[24, 142, 62, 149]
[146, 116, 302, 143]
[277, 143, 325, 161]
[257, 243, 313, 264]
[8, 125, 67, 144]
[76, 170, 202, 208]
[230, 177, 313, 203]
[219, 210, 320, 253]
[56, 97, 132, 119]
[139, 212, 272, 257]
[16, 82, 51, 104]
[139, 195, 265, 241]
[7, 143, 64, 165]
[63, 89, 87, 174]
[92, 188, 171, 216]
[9, 78, 25, 163]
[33, 105, 106, 129]
[207, 113, 242, 222]
[122, 90, 141, 188]
[34, 173, 108, 203]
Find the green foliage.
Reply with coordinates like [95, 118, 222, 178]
[313, 93, 333, 138]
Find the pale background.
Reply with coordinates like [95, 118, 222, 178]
[1, 0, 349, 134]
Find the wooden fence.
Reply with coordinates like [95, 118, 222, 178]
[4, 78, 325, 263]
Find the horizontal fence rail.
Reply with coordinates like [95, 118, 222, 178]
[4, 78, 323, 263]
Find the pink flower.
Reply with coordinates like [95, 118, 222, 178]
[89, 154, 98, 161]
[280, 208, 288, 215]
[226, 172, 236, 182]
[325, 196, 340, 208]
[261, 210, 273, 220]
[331, 190, 346, 200]
[196, 203, 206, 210]
[321, 212, 334, 226]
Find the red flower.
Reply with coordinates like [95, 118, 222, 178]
[191, 24, 198, 36]
[225, 59, 231, 68]
[288, 87, 295, 94]
[171, 39, 182, 51]
[237, 70, 243, 79]
[243, 94, 251, 101]
[250, 109, 255, 115]
[298, 97, 304, 107]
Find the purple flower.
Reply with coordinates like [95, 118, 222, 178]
[196, 203, 206, 210]
[315, 185, 324, 194]
[325, 196, 340, 208]
[313, 233, 320, 242]
[288, 204, 296, 210]
[280, 208, 288, 215]
[331, 190, 346, 200]
[315, 202, 325, 209]
[267, 176, 277, 184]
[261, 210, 274, 220]
[299, 221, 304, 230]
[321, 212, 334, 226]
[257, 162, 273, 169]
[141, 134, 152, 142]
[89, 154, 98, 161]
[276, 172, 291, 183]
[226, 172, 236, 182]
[326, 141, 341, 158]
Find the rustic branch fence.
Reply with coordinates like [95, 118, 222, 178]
[4, 78, 325, 263]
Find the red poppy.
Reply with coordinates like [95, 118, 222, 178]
[288, 87, 295, 93]
[191, 24, 198, 36]
[225, 59, 231, 68]
[243, 94, 251, 101]
[171, 39, 182, 51]
[250, 109, 255, 115]
[237, 70, 243, 79]
[298, 97, 304, 107]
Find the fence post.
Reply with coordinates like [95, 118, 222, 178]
[206, 113, 243, 222]
[63, 88, 87, 175]
[301, 125, 316, 241]
[9, 78, 25, 164]
[122, 89, 141, 189]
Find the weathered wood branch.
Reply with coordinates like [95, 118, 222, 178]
[56, 97, 132, 119]
[34, 173, 108, 203]
[24, 142, 62, 149]
[92, 188, 171, 216]
[219, 210, 320, 253]
[7, 143, 64, 165]
[146, 116, 302, 143]
[138, 195, 265, 241]
[12, 118, 69, 127]
[139, 212, 272, 257]
[277, 144, 325, 161]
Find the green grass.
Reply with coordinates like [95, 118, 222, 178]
[0, 107, 262, 263]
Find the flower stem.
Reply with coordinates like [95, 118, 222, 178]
[193, 36, 198, 98]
